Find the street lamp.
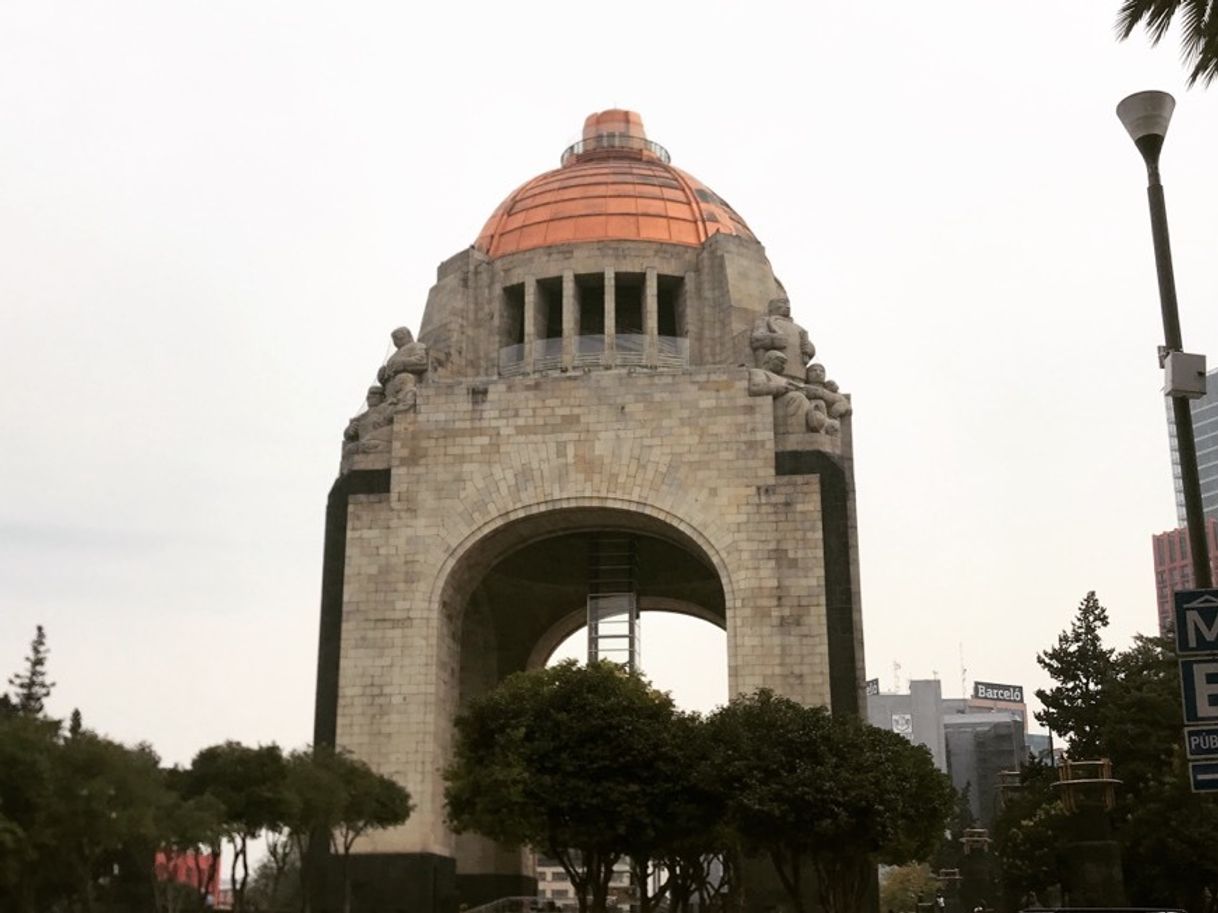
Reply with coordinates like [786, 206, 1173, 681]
[1117, 91, 1213, 589]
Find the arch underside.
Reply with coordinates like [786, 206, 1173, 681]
[449, 507, 728, 882]
[454, 512, 727, 711]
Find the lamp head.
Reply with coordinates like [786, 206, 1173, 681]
[1117, 90, 1175, 170]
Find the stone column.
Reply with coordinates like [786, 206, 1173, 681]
[523, 277, 536, 374]
[682, 270, 695, 364]
[603, 268, 616, 368]
[644, 266, 658, 367]
[562, 270, 576, 370]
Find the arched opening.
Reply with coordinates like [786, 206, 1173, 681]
[546, 611, 727, 713]
[458, 529, 725, 710]
[443, 506, 729, 898]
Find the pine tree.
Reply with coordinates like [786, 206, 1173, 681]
[1034, 592, 1113, 759]
[8, 624, 55, 716]
[68, 708, 83, 738]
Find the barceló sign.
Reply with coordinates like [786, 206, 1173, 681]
[973, 681, 1024, 703]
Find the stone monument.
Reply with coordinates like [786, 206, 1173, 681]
[313, 110, 866, 913]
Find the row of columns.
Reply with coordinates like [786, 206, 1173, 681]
[519, 266, 660, 371]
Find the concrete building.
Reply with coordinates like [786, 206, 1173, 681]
[1151, 519, 1218, 635]
[535, 856, 632, 910]
[866, 679, 1030, 828]
[1153, 367, 1218, 634]
[312, 110, 866, 913]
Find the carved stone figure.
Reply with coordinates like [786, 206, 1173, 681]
[341, 327, 430, 467]
[748, 350, 829, 435]
[379, 327, 429, 387]
[803, 363, 851, 420]
[342, 385, 394, 458]
[749, 296, 815, 382]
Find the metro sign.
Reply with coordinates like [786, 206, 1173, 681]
[1180, 657, 1218, 725]
[1184, 726, 1218, 759]
[1175, 590, 1218, 654]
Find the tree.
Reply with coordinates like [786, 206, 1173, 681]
[153, 776, 224, 913]
[1035, 591, 1113, 758]
[284, 747, 412, 913]
[880, 863, 937, 913]
[187, 742, 291, 913]
[1002, 628, 1218, 911]
[0, 711, 59, 912]
[8, 625, 54, 715]
[1116, 0, 1218, 87]
[45, 732, 168, 913]
[706, 691, 955, 913]
[445, 660, 678, 913]
[1096, 635, 1218, 911]
[329, 750, 413, 913]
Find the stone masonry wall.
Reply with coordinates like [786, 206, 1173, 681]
[335, 366, 833, 859]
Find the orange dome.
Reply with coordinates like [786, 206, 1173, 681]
[475, 110, 756, 259]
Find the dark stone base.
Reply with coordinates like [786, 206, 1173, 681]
[456, 873, 538, 909]
[1061, 839, 1126, 907]
[316, 852, 457, 913]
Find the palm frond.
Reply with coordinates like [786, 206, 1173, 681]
[1116, 0, 1218, 87]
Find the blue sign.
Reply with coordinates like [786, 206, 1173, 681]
[1180, 657, 1218, 724]
[1175, 589, 1218, 654]
[1184, 726, 1218, 759]
[1190, 760, 1218, 793]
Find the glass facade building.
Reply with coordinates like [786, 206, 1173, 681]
[1166, 366, 1218, 525]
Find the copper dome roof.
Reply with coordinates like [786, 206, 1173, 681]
[475, 110, 756, 259]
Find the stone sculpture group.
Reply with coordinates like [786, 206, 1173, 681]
[340, 299, 842, 463]
[747, 297, 850, 437]
[342, 327, 429, 462]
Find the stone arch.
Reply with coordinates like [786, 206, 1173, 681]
[431, 500, 733, 894]
[428, 496, 736, 632]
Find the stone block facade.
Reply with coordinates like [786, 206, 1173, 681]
[332, 366, 860, 861]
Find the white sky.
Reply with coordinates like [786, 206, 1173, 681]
[3, 2, 1217, 766]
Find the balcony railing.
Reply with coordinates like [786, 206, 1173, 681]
[560, 133, 671, 166]
[497, 335, 688, 376]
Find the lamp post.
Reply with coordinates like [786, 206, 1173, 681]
[1117, 90, 1213, 589]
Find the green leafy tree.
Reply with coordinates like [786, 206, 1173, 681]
[188, 742, 291, 913]
[1097, 635, 1218, 910]
[1035, 592, 1113, 759]
[8, 625, 54, 715]
[285, 748, 344, 913]
[0, 711, 59, 912]
[329, 750, 413, 913]
[1002, 628, 1218, 910]
[285, 747, 412, 913]
[47, 731, 168, 912]
[445, 660, 678, 913]
[153, 776, 224, 913]
[1116, 0, 1218, 87]
[246, 846, 302, 913]
[880, 863, 937, 913]
[707, 691, 955, 913]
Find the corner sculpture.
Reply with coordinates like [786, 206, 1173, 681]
[748, 298, 850, 444]
[749, 296, 816, 381]
[341, 327, 428, 469]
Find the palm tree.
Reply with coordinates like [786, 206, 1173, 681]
[1116, 0, 1218, 86]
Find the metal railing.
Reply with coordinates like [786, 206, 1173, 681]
[495, 335, 688, 376]
[534, 337, 563, 373]
[561, 133, 671, 166]
[499, 343, 526, 377]
[657, 336, 689, 368]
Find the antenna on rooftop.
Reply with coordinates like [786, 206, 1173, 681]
[959, 642, 968, 699]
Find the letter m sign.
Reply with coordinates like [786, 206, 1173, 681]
[1176, 590, 1218, 655]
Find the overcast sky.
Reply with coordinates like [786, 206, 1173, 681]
[3, 2, 1217, 766]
